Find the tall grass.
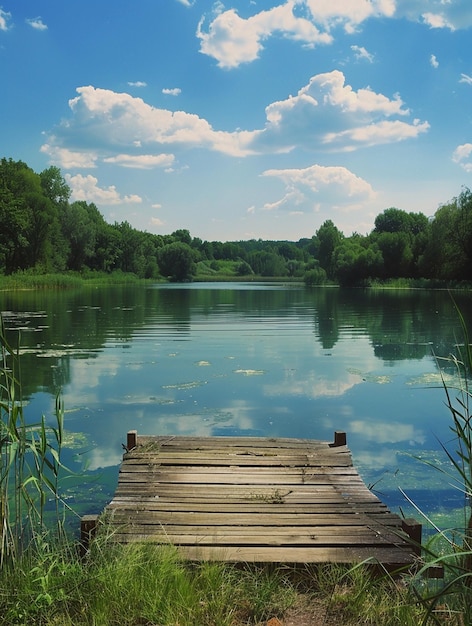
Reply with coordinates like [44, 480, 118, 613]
[0, 270, 148, 291]
[403, 298, 472, 624]
[0, 314, 66, 563]
[0, 535, 298, 625]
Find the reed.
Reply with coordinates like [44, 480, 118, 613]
[0, 314, 66, 564]
[403, 297, 472, 624]
[0, 269, 154, 292]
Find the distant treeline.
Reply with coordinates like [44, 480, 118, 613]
[1, 157, 472, 285]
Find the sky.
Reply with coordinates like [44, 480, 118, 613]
[1, 0, 472, 242]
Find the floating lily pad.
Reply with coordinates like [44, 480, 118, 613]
[162, 381, 208, 390]
[347, 367, 392, 384]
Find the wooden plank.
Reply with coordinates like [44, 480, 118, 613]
[119, 454, 355, 464]
[107, 495, 391, 509]
[107, 502, 391, 514]
[175, 546, 415, 564]
[134, 435, 346, 449]
[108, 532, 408, 547]
[106, 522, 408, 539]
[102, 433, 417, 566]
[105, 541, 415, 565]
[106, 511, 405, 527]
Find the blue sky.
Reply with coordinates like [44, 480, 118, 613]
[1, 1, 471, 242]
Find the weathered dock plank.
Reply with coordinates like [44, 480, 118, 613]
[100, 432, 419, 566]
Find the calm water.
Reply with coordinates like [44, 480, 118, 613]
[2, 283, 472, 529]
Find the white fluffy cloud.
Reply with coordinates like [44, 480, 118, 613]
[40, 144, 98, 168]
[197, 2, 332, 69]
[43, 73, 428, 170]
[351, 45, 374, 62]
[64, 86, 257, 156]
[430, 54, 439, 68]
[256, 70, 429, 152]
[26, 17, 48, 31]
[162, 88, 182, 96]
[102, 153, 175, 169]
[0, 8, 11, 30]
[391, 0, 472, 29]
[128, 81, 147, 88]
[452, 143, 472, 172]
[305, 0, 395, 32]
[196, 0, 471, 68]
[421, 12, 455, 30]
[65, 174, 142, 205]
[261, 163, 376, 213]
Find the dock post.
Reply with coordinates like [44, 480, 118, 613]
[127, 430, 138, 452]
[80, 515, 99, 557]
[402, 518, 422, 556]
[330, 431, 347, 447]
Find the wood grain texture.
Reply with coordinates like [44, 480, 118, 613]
[104, 434, 418, 566]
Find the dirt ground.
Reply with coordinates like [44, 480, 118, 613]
[257, 594, 347, 626]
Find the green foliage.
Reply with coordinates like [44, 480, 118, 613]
[2, 156, 472, 285]
[421, 189, 472, 280]
[0, 315, 67, 564]
[158, 241, 197, 281]
[247, 250, 288, 277]
[333, 239, 383, 286]
[400, 299, 472, 624]
[316, 219, 343, 279]
[0, 536, 299, 625]
[303, 265, 327, 286]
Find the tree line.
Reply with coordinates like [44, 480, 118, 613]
[1, 157, 472, 285]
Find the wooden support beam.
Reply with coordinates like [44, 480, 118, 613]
[401, 518, 422, 556]
[80, 515, 99, 557]
[330, 431, 347, 447]
[127, 430, 138, 452]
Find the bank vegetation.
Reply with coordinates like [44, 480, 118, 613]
[2, 157, 472, 287]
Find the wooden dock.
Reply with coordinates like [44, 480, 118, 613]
[92, 431, 420, 567]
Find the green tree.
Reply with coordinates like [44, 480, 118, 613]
[23, 191, 56, 268]
[247, 250, 287, 277]
[157, 242, 196, 281]
[421, 189, 472, 280]
[315, 220, 343, 279]
[304, 264, 327, 286]
[373, 207, 430, 277]
[333, 239, 383, 286]
[61, 201, 98, 271]
[39, 166, 71, 206]
[0, 158, 55, 272]
[374, 207, 412, 234]
[375, 231, 413, 278]
[0, 186, 29, 273]
[171, 229, 192, 245]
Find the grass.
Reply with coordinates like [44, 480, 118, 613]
[366, 277, 472, 290]
[0, 270, 149, 291]
[0, 534, 297, 626]
[0, 534, 443, 626]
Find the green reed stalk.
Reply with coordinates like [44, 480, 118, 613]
[409, 298, 472, 624]
[0, 314, 65, 564]
[436, 302, 472, 570]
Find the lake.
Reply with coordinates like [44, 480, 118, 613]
[2, 282, 472, 531]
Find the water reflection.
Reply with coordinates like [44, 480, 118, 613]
[1, 283, 472, 521]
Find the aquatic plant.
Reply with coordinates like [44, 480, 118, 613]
[0, 314, 66, 563]
[404, 298, 472, 624]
